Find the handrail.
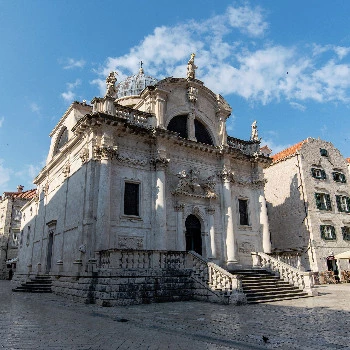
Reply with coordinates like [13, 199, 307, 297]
[252, 252, 317, 296]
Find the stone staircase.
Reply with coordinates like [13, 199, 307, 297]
[232, 269, 310, 304]
[12, 275, 52, 293]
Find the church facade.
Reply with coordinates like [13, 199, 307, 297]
[14, 55, 272, 304]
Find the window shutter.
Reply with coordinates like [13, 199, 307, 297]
[311, 168, 315, 177]
[336, 195, 342, 212]
[331, 226, 336, 239]
[341, 174, 347, 183]
[325, 194, 332, 210]
[315, 193, 321, 209]
[346, 197, 350, 212]
[321, 170, 327, 179]
[341, 226, 345, 239]
[320, 225, 325, 239]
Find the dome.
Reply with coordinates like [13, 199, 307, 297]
[115, 68, 158, 99]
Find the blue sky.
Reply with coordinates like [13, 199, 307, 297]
[1, 0, 350, 194]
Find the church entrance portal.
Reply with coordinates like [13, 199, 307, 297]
[185, 215, 202, 255]
[46, 232, 54, 274]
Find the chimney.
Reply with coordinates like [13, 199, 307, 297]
[17, 185, 24, 193]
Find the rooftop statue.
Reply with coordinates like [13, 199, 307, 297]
[251, 120, 259, 142]
[105, 71, 118, 97]
[187, 53, 198, 80]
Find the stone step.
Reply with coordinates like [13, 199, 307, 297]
[247, 294, 310, 304]
[244, 289, 307, 298]
[12, 275, 52, 293]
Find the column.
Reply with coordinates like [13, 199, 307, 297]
[95, 148, 113, 251]
[206, 207, 216, 259]
[220, 168, 238, 266]
[259, 191, 271, 253]
[187, 110, 196, 141]
[156, 96, 166, 128]
[152, 156, 169, 250]
[174, 203, 185, 250]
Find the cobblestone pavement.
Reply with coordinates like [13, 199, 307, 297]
[1, 281, 349, 350]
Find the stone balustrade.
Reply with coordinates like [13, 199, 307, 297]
[96, 249, 245, 304]
[252, 252, 317, 296]
[227, 136, 260, 156]
[186, 251, 245, 304]
[97, 249, 187, 270]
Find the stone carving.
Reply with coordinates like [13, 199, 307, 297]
[239, 242, 255, 254]
[174, 203, 184, 211]
[80, 148, 89, 164]
[187, 53, 197, 80]
[250, 120, 259, 142]
[116, 154, 148, 166]
[105, 71, 117, 97]
[93, 145, 118, 160]
[118, 236, 143, 250]
[78, 244, 86, 253]
[43, 182, 49, 196]
[206, 206, 215, 215]
[187, 86, 198, 103]
[173, 168, 217, 198]
[217, 166, 234, 182]
[62, 162, 70, 178]
[150, 156, 170, 169]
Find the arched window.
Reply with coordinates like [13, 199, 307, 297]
[167, 115, 188, 139]
[54, 127, 68, 155]
[194, 119, 213, 145]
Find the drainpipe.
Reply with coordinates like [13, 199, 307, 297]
[296, 153, 314, 264]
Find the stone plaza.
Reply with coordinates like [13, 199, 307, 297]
[1, 280, 349, 349]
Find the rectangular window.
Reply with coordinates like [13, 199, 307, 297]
[336, 195, 350, 213]
[315, 193, 332, 211]
[320, 225, 336, 240]
[333, 172, 346, 183]
[238, 199, 249, 226]
[311, 168, 326, 179]
[341, 227, 350, 241]
[124, 182, 140, 216]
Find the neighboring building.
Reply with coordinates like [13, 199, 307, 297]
[0, 186, 36, 279]
[264, 138, 350, 276]
[14, 55, 272, 304]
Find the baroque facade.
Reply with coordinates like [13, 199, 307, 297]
[14, 55, 272, 304]
[0, 186, 36, 279]
[264, 138, 350, 278]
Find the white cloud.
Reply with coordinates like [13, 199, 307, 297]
[61, 58, 86, 70]
[0, 159, 12, 188]
[30, 102, 40, 114]
[61, 79, 81, 103]
[227, 4, 268, 37]
[0, 117, 4, 127]
[91, 3, 350, 106]
[261, 138, 291, 155]
[289, 101, 306, 111]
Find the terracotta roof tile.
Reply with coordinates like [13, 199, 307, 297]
[272, 139, 308, 163]
[346, 157, 350, 164]
[2, 189, 37, 200]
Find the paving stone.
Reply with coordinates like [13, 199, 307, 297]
[0, 281, 350, 349]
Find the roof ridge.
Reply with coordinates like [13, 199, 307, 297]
[272, 139, 309, 163]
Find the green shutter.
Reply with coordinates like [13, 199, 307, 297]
[311, 168, 315, 177]
[321, 170, 327, 179]
[325, 194, 332, 210]
[346, 197, 350, 213]
[331, 226, 336, 239]
[315, 193, 321, 209]
[341, 174, 347, 183]
[336, 195, 342, 212]
[320, 225, 325, 239]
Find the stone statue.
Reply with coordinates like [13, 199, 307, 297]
[251, 120, 259, 141]
[105, 71, 118, 97]
[187, 53, 197, 80]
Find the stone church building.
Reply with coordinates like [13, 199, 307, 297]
[14, 55, 276, 304]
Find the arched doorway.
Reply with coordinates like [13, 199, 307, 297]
[185, 215, 202, 255]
